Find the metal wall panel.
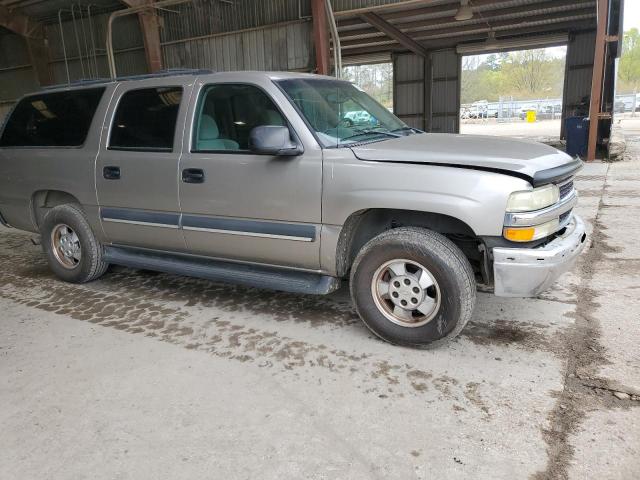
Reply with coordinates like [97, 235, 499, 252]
[160, 0, 310, 43]
[162, 21, 312, 72]
[430, 49, 460, 133]
[0, 30, 38, 105]
[46, 12, 146, 83]
[393, 52, 425, 130]
[561, 30, 596, 138]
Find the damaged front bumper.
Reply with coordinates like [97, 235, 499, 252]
[493, 215, 587, 297]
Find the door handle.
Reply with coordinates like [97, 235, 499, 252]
[103, 166, 121, 180]
[182, 168, 205, 184]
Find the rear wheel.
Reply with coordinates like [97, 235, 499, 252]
[41, 204, 109, 283]
[350, 227, 476, 347]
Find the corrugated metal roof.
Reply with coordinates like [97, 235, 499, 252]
[336, 0, 598, 58]
[0, 0, 122, 24]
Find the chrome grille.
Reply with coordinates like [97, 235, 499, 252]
[559, 179, 574, 200]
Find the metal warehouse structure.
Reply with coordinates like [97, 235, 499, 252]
[0, 0, 625, 159]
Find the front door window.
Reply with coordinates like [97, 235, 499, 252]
[192, 84, 287, 153]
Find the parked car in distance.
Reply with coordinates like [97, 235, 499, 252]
[342, 110, 372, 125]
[0, 70, 586, 347]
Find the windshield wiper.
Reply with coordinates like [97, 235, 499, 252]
[340, 129, 401, 142]
[391, 126, 423, 134]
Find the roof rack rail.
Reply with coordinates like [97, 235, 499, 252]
[42, 69, 215, 90]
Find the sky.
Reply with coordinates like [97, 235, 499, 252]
[624, 0, 640, 30]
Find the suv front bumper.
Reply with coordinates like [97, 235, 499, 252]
[493, 215, 587, 297]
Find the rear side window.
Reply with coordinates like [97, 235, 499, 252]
[109, 86, 183, 152]
[0, 88, 105, 147]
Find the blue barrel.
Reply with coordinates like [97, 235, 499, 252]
[565, 117, 589, 157]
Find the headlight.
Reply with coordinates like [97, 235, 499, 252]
[506, 184, 559, 212]
[503, 218, 560, 242]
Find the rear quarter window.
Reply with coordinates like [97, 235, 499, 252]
[0, 88, 105, 148]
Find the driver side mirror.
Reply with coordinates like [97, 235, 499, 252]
[249, 125, 302, 156]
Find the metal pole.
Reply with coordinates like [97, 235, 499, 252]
[87, 4, 99, 78]
[58, 9, 70, 84]
[324, 0, 341, 77]
[78, 4, 92, 78]
[107, 0, 191, 79]
[587, 0, 609, 161]
[311, 0, 330, 75]
[70, 4, 85, 78]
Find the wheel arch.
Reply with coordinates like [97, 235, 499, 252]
[31, 190, 84, 230]
[335, 208, 479, 278]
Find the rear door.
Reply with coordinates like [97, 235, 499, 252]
[96, 78, 193, 251]
[178, 76, 323, 269]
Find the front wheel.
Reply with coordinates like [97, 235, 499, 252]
[350, 227, 476, 347]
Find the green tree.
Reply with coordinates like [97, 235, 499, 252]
[461, 48, 566, 103]
[618, 28, 640, 93]
[485, 54, 501, 71]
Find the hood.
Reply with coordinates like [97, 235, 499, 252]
[350, 133, 580, 185]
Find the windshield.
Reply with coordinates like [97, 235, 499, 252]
[276, 78, 413, 148]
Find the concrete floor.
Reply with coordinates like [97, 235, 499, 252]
[461, 118, 562, 138]
[2, 121, 639, 480]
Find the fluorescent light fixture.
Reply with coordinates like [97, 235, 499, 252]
[457, 33, 569, 54]
[455, 0, 473, 21]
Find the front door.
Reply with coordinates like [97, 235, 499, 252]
[178, 80, 322, 270]
[96, 80, 191, 252]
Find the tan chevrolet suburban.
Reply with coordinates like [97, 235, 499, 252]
[0, 70, 586, 347]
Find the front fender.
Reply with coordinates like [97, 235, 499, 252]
[322, 149, 531, 237]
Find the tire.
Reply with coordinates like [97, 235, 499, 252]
[41, 204, 109, 283]
[350, 227, 476, 347]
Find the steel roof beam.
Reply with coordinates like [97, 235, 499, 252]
[338, 0, 520, 29]
[340, 8, 596, 49]
[340, 0, 595, 40]
[359, 12, 428, 57]
[340, 20, 597, 56]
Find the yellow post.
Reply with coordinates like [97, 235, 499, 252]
[526, 110, 536, 123]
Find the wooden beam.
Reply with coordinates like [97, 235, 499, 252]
[0, 5, 51, 86]
[120, 0, 163, 72]
[587, 0, 608, 161]
[359, 12, 428, 57]
[311, 0, 331, 75]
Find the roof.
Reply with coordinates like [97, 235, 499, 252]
[335, 0, 601, 59]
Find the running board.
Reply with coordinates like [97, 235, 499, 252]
[103, 246, 340, 295]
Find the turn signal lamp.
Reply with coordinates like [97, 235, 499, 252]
[503, 219, 560, 242]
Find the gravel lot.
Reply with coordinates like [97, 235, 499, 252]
[1, 120, 639, 480]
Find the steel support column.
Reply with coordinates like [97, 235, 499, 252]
[587, 0, 609, 161]
[120, 0, 164, 73]
[138, 7, 163, 72]
[312, 0, 330, 75]
[0, 5, 51, 85]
